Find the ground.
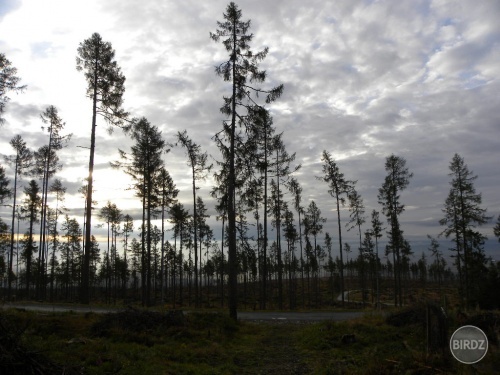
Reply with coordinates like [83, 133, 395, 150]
[1, 304, 499, 374]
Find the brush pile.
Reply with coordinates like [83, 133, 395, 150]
[91, 307, 186, 337]
[0, 313, 81, 375]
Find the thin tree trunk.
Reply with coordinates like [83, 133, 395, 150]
[81, 54, 99, 305]
[7, 160, 18, 300]
[227, 21, 238, 321]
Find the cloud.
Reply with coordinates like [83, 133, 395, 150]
[0, 0, 21, 21]
[0, 0, 499, 258]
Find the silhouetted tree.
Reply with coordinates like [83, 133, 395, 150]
[371, 210, 384, 307]
[346, 188, 366, 303]
[4, 135, 32, 298]
[121, 214, 133, 293]
[114, 117, 166, 305]
[76, 32, 128, 304]
[439, 154, 490, 308]
[378, 154, 413, 307]
[304, 200, 326, 306]
[317, 150, 354, 305]
[157, 167, 178, 302]
[20, 180, 41, 296]
[98, 201, 122, 302]
[494, 215, 500, 242]
[0, 165, 11, 291]
[37, 105, 70, 299]
[60, 215, 82, 300]
[48, 179, 67, 300]
[211, 2, 283, 320]
[169, 202, 191, 307]
[196, 196, 212, 304]
[176, 130, 211, 307]
[0, 53, 26, 125]
[288, 177, 306, 307]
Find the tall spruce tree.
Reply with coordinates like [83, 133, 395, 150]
[378, 154, 413, 307]
[76, 33, 128, 304]
[211, 2, 283, 320]
[439, 154, 490, 308]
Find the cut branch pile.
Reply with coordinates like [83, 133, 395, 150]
[0, 314, 81, 375]
[91, 307, 186, 336]
[386, 305, 427, 327]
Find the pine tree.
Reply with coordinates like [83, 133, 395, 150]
[378, 154, 413, 307]
[324, 232, 336, 304]
[494, 215, 500, 242]
[304, 200, 326, 306]
[121, 214, 134, 294]
[439, 154, 490, 308]
[196, 196, 212, 305]
[371, 210, 384, 308]
[0, 165, 11, 292]
[346, 188, 366, 304]
[0, 53, 26, 125]
[211, 2, 283, 320]
[60, 215, 82, 300]
[114, 117, 166, 305]
[77, 33, 128, 304]
[317, 150, 354, 305]
[427, 235, 444, 299]
[176, 130, 211, 307]
[169, 202, 191, 307]
[288, 177, 306, 307]
[4, 135, 32, 298]
[37, 105, 70, 300]
[157, 168, 178, 303]
[48, 179, 67, 300]
[98, 201, 122, 303]
[20, 180, 41, 296]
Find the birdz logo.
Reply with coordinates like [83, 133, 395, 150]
[450, 325, 488, 364]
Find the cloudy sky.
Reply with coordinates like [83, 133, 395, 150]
[1, 0, 499, 261]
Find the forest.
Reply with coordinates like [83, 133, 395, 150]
[1, 2, 500, 320]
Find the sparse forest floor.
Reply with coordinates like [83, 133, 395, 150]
[1, 303, 499, 374]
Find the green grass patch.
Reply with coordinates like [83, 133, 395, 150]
[1, 307, 499, 374]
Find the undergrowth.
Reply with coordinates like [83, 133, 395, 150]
[0, 307, 498, 374]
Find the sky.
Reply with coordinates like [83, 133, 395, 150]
[1, 0, 499, 262]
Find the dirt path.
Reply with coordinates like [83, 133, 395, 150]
[2, 303, 365, 322]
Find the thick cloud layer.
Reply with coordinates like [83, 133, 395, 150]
[1, 0, 499, 257]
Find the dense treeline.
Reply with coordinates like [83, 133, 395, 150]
[1, 3, 499, 318]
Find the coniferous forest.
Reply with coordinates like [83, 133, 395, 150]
[1, 2, 500, 321]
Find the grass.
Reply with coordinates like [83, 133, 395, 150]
[1, 306, 499, 374]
